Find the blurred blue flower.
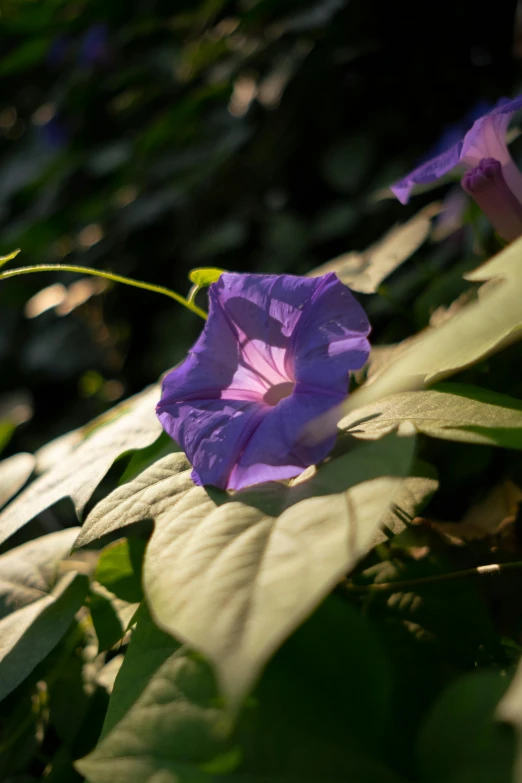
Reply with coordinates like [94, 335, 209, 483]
[38, 116, 69, 150]
[78, 24, 110, 68]
[47, 35, 71, 67]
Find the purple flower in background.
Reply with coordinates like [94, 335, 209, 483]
[78, 24, 110, 68]
[157, 272, 371, 490]
[391, 95, 522, 242]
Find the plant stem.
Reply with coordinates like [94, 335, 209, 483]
[0, 248, 20, 269]
[0, 264, 208, 320]
[343, 560, 522, 593]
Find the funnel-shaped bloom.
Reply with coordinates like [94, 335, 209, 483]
[391, 95, 522, 241]
[157, 272, 370, 490]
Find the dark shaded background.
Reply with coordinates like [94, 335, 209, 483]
[0, 0, 520, 456]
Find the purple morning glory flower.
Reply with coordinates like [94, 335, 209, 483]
[391, 95, 522, 242]
[157, 272, 371, 490]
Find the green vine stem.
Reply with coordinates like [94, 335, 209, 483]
[343, 560, 522, 593]
[0, 263, 208, 320]
[0, 248, 21, 269]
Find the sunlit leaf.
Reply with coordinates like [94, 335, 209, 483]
[310, 203, 441, 293]
[188, 266, 226, 288]
[0, 385, 162, 546]
[144, 434, 414, 706]
[34, 428, 83, 474]
[0, 570, 88, 702]
[0, 452, 35, 511]
[0, 527, 80, 619]
[340, 384, 522, 449]
[342, 236, 522, 411]
[77, 436, 413, 705]
[75, 453, 192, 548]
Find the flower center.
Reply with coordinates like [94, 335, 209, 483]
[263, 381, 295, 406]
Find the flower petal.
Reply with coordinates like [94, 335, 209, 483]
[492, 94, 522, 117]
[228, 387, 342, 490]
[461, 112, 511, 167]
[390, 141, 463, 204]
[157, 398, 266, 489]
[159, 284, 269, 405]
[291, 273, 370, 393]
[209, 273, 333, 388]
[461, 96, 522, 202]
